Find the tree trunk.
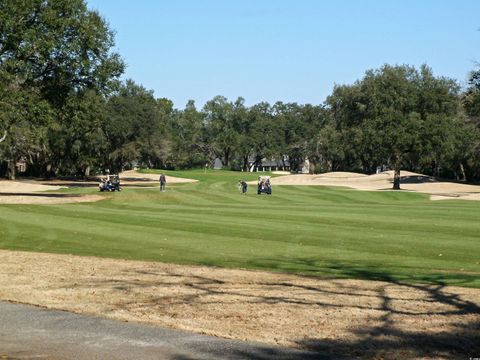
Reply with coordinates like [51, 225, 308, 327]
[393, 168, 401, 190]
[223, 149, 230, 167]
[46, 164, 53, 179]
[7, 159, 16, 180]
[242, 155, 249, 172]
[309, 161, 315, 174]
[84, 165, 91, 177]
[459, 163, 466, 182]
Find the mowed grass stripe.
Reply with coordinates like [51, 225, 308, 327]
[2, 204, 477, 269]
[5, 188, 479, 249]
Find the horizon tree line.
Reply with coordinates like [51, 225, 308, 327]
[1, 0, 480, 187]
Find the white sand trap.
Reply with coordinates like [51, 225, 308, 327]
[0, 194, 104, 205]
[263, 171, 480, 201]
[118, 170, 198, 184]
[0, 180, 63, 193]
[315, 171, 369, 179]
[430, 193, 480, 201]
[0, 180, 103, 205]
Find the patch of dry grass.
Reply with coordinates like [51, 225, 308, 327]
[1, 250, 478, 358]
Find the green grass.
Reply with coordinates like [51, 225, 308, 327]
[1, 169, 479, 288]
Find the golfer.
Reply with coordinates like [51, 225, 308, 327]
[159, 173, 166, 192]
[240, 180, 248, 194]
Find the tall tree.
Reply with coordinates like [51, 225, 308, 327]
[0, 0, 123, 178]
[170, 100, 208, 168]
[326, 64, 460, 189]
[203, 96, 238, 167]
[463, 68, 480, 124]
[0, 87, 53, 179]
[46, 90, 107, 177]
[461, 67, 480, 180]
[247, 101, 283, 171]
[103, 80, 171, 172]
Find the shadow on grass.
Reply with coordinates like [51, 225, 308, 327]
[66, 259, 480, 359]
[244, 256, 480, 288]
[296, 320, 479, 359]
[249, 259, 480, 358]
[0, 192, 84, 198]
[397, 174, 437, 184]
[312, 264, 479, 358]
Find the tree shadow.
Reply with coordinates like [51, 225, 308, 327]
[40, 182, 98, 188]
[291, 262, 480, 358]
[246, 256, 480, 288]
[170, 346, 325, 360]
[0, 192, 84, 198]
[397, 174, 437, 184]
[297, 321, 480, 359]
[50, 261, 480, 359]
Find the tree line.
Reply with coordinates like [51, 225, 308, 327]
[1, 0, 480, 186]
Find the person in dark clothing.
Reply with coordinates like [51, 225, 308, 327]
[257, 176, 272, 195]
[159, 173, 166, 192]
[240, 180, 248, 194]
[257, 177, 263, 194]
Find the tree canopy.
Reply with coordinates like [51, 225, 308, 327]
[0, 0, 123, 178]
[325, 64, 471, 188]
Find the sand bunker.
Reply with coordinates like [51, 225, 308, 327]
[0, 171, 197, 204]
[266, 171, 480, 201]
[0, 250, 478, 358]
[0, 193, 104, 205]
[119, 170, 198, 184]
[0, 180, 104, 205]
[37, 171, 197, 188]
[0, 180, 63, 193]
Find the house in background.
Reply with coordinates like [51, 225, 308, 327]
[213, 158, 223, 170]
[299, 157, 310, 174]
[248, 155, 290, 172]
[212, 155, 291, 172]
[16, 158, 27, 173]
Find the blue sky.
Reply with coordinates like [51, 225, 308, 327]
[87, 0, 480, 109]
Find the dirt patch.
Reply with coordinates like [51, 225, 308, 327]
[0, 250, 478, 358]
[264, 171, 480, 201]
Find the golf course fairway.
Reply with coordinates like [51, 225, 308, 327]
[0, 169, 479, 288]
